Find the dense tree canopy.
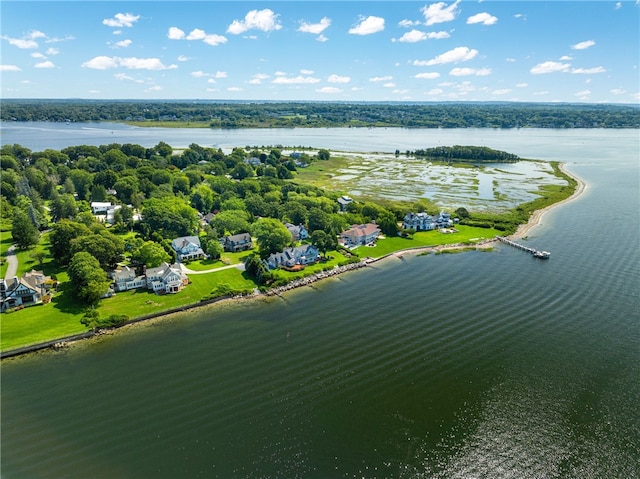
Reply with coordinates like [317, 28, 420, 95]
[252, 218, 293, 258]
[67, 252, 112, 304]
[2, 100, 638, 128]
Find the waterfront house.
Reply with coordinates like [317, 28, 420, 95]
[402, 212, 436, 231]
[264, 244, 320, 270]
[0, 270, 52, 311]
[403, 211, 453, 231]
[337, 195, 353, 212]
[112, 266, 146, 292]
[171, 236, 205, 262]
[222, 233, 253, 252]
[285, 223, 309, 242]
[145, 262, 188, 294]
[340, 223, 381, 247]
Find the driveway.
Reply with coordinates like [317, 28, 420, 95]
[4, 244, 18, 280]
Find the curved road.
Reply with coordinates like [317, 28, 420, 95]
[4, 244, 18, 280]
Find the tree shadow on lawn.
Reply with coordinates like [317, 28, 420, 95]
[51, 282, 88, 315]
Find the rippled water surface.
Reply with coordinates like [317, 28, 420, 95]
[1, 128, 638, 478]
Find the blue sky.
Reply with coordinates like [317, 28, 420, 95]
[1, 1, 639, 103]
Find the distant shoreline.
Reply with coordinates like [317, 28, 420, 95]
[1, 163, 584, 360]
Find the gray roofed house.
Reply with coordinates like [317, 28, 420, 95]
[222, 233, 253, 252]
[264, 244, 320, 270]
[112, 265, 146, 292]
[145, 262, 188, 294]
[171, 236, 205, 261]
[284, 223, 309, 242]
[0, 270, 52, 310]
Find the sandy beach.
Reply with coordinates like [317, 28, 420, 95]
[509, 162, 587, 240]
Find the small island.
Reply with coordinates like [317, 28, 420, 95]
[0, 140, 580, 357]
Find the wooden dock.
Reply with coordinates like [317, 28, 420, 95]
[495, 236, 550, 259]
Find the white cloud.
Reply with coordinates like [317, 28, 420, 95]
[46, 47, 59, 55]
[349, 16, 385, 35]
[168, 27, 185, 40]
[560, 55, 573, 61]
[0, 65, 21, 71]
[215, 71, 227, 79]
[35, 60, 55, 69]
[183, 29, 227, 46]
[530, 61, 570, 74]
[300, 69, 314, 75]
[114, 73, 144, 83]
[467, 12, 498, 25]
[316, 86, 342, 94]
[449, 67, 491, 76]
[103, 13, 140, 28]
[571, 66, 606, 74]
[31, 52, 45, 59]
[177, 55, 190, 62]
[421, 1, 461, 26]
[414, 72, 440, 79]
[82, 56, 177, 70]
[328, 74, 351, 83]
[249, 73, 270, 84]
[317, 35, 328, 42]
[416, 46, 478, 66]
[145, 85, 162, 92]
[384, 82, 396, 88]
[227, 9, 282, 34]
[610, 88, 626, 95]
[516, 82, 528, 88]
[119, 57, 177, 70]
[615, 1, 622, 8]
[272, 75, 320, 84]
[369, 75, 393, 82]
[3, 35, 38, 49]
[399, 19, 421, 27]
[575, 89, 591, 98]
[227, 87, 243, 92]
[115, 39, 132, 48]
[533, 91, 550, 96]
[493, 88, 511, 95]
[191, 71, 207, 78]
[571, 40, 595, 50]
[396, 29, 450, 42]
[427, 88, 444, 95]
[298, 17, 331, 34]
[514, 13, 525, 19]
[506, 58, 516, 63]
[82, 56, 119, 70]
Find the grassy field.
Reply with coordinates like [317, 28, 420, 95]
[364, 225, 500, 258]
[0, 265, 257, 352]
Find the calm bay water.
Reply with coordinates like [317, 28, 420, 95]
[1, 126, 638, 478]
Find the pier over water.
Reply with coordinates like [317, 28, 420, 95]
[496, 236, 550, 259]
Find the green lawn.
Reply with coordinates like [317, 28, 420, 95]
[1, 267, 257, 352]
[184, 249, 253, 271]
[0, 272, 87, 351]
[364, 225, 501, 258]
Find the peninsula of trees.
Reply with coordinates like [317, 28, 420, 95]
[2, 100, 639, 129]
[1, 139, 578, 352]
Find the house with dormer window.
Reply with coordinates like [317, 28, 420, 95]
[145, 262, 188, 294]
[171, 236, 205, 262]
